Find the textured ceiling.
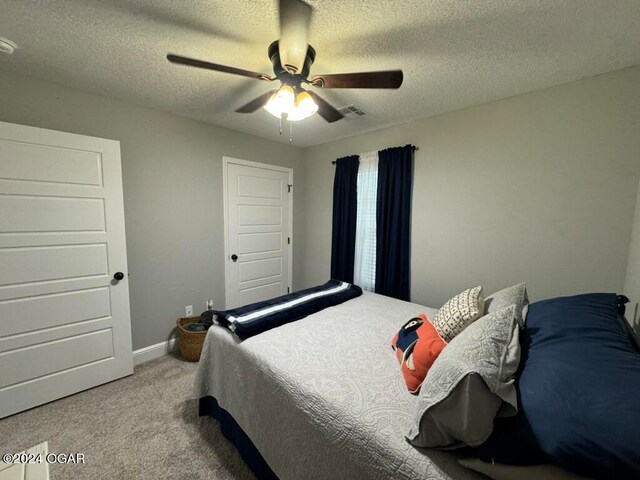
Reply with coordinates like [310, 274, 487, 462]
[1, 1, 639, 147]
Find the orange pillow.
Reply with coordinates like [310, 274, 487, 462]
[391, 314, 448, 394]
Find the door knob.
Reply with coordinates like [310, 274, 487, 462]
[113, 272, 125, 281]
[231, 254, 238, 262]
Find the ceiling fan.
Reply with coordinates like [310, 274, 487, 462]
[167, 0, 403, 124]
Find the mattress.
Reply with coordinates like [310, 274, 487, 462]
[195, 291, 483, 480]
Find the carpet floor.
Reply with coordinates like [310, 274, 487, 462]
[0, 354, 256, 480]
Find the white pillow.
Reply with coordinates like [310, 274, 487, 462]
[485, 283, 529, 327]
[407, 305, 520, 449]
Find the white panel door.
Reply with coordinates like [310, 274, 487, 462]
[224, 158, 292, 309]
[0, 121, 133, 418]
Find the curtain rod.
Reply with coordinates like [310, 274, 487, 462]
[332, 145, 418, 164]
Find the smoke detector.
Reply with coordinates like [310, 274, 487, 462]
[338, 104, 366, 119]
[0, 37, 17, 55]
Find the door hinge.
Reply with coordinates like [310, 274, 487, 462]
[287, 287, 290, 293]
[288, 184, 292, 193]
[288, 237, 290, 244]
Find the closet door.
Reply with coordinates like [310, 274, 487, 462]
[223, 157, 293, 309]
[0, 121, 133, 418]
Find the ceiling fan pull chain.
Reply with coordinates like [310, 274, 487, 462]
[279, 115, 284, 135]
[289, 121, 293, 144]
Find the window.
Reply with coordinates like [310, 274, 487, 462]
[354, 151, 378, 291]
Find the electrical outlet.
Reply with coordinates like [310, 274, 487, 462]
[185, 305, 193, 317]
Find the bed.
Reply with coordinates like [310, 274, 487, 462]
[195, 287, 640, 480]
[194, 291, 483, 480]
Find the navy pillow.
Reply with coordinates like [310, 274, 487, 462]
[477, 293, 640, 479]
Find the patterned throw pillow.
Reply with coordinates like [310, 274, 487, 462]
[432, 286, 484, 343]
[392, 314, 448, 394]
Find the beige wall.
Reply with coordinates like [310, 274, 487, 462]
[0, 70, 305, 350]
[2, 65, 639, 350]
[625, 179, 640, 335]
[300, 66, 640, 308]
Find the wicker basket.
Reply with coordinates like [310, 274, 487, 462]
[176, 317, 207, 362]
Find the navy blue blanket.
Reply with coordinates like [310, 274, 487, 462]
[215, 280, 362, 339]
[477, 293, 640, 479]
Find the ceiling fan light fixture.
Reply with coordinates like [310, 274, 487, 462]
[264, 86, 318, 122]
[264, 85, 295, 118]
[168, 0, 404, 129]
[286, 90, 318, 121]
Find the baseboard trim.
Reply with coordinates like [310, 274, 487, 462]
[133, 337, 178, 366]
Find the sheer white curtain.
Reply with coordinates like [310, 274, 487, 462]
[354, 151, 378, 291]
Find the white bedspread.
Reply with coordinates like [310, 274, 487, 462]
[195, 291, 483, 480]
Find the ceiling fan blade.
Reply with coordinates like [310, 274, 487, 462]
[311, 70, 403, 89]
[167, 54, 272, 81]
[307, 91, 344, 123]
[278, 0, 312, 72]
[235, 90, 278, 113]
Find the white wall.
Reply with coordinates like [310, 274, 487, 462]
[300, 66, 640, 308]
[0, 70, 305, 350]
[625, 178, 640, 335]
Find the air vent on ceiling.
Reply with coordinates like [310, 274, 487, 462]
[337, 104, 366, 118]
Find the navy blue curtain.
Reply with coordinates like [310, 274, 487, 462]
[330, 155, 359, 282]
[375, 145, 414, 300]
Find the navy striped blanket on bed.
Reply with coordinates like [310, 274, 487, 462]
[215, 280, 362, 339]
